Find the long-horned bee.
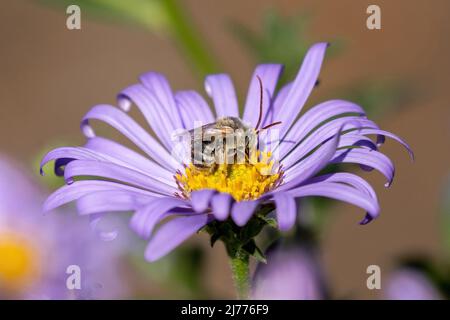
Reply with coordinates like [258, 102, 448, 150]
[188, 76, 282, 171]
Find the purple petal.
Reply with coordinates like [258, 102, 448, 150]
[279, 99, 366, 157]
[205, 74, 239, 118]
[287, 181, 380, 222]
[357, 128, 414, 160]
[64, 160, 177, 195]
[337, 134, 378, 151]
[278, 125, 343, 191]
[275, 43, 329, 136]
[145, 214, 210, 262]
[139, 71, 183, 129]
[175, 90, 214, 130]
[129, 197, 189, 239]
[41, 145, 175, 186]
[242, 64, 284, 128]
[305, 172, 378, 201]
[282, 117, 376, 169]
[211, 193, 233, 221]
[231, 200, 260, 226]
[273, 193, 297, 231]
[190, 189, 216, 213]
[81, 104, 181, 171]
[331, 148, 395, 187]
[43, 180, 160, 212]
[84, 137, 174, 182]
[76, 190, 152, 215]
[265, 82, 292, 126]
[118, 84, 175, 148]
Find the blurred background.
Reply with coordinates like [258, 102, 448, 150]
[0, 0, 449, 299]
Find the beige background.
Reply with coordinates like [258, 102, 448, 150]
[0, 0, 449, 298]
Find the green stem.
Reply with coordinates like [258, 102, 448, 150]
[229, 248, 250, 300]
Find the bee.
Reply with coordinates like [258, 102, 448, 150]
[188, 76, 282, 171]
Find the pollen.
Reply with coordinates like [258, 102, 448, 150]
[175, 152, 283, 202]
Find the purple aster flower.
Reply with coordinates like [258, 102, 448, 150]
[41, 42, 412, 296]
[252, 246, 326, 300]
[383, 268, 442, 300]
[0, 156, 130, 299]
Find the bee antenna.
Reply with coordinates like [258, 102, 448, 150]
[256, 121, 282, 134]
[254, 75, 264, 130]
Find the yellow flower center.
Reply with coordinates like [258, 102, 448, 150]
[0, 232, 40, 290]
[175, 152, 282, 201]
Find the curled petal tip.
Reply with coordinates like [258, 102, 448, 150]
[80, 120, 96, 139]
[359, 213, 374, 225]
[117, 96, 132, 112]
[385, 174, 395, 188]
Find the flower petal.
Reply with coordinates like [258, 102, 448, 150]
[129, 197, 190, 239]
[41, 145, 175, 186]
[337, 134, 378, 151]
[43, 180, 160, 212]
[282, 117, 376, 169]
[242, 64, 284, 127]
[64, 160, 177, 195]
[305, 172, 378, 201]
[211, 193, 233, 221]
[84, 137, 175, 182]
[278, 99, 366, 157]
[175, 90, 214, 130]
[273, 193, 297, 231]
[231, 200, 260, 227]
[205, 74, 239, 118]
[278, 125, 343, 191]
[118, 84, 174, 149]
[81, 104, 181, 171]
[275, 42, 329, 136]
[265, 82, 292, 126]
[190, 189, 216, 213]
[331, 148, 395, 187]
[145, 214, 210, 262]
[287, 181, 380, 223]
[139, 71, 183, 129]
[76, 190, 152, 215]
[356, 128, 414, 160]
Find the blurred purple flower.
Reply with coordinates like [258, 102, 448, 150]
[0, 156, 130, 299]
[384, 268, 442, 300]
[41, 42, 412, 262]
[252, 247, 326, 300]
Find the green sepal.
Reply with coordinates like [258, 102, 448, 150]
[242, 239, 267, 264]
